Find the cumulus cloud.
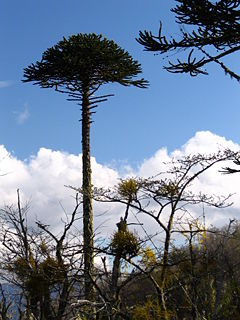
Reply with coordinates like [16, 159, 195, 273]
[0, 131, 240, 239]
[0, 147, 119, 229]
[136, 131, 240, 229]
[137, 131, 240, 177]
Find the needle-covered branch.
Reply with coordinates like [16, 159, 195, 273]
[137, 0, 240, 81]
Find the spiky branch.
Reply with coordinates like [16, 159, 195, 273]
[137, 0, 240, 81]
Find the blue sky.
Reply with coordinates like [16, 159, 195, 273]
[1, 1, 240, 231]
[1, 0, 240, 168]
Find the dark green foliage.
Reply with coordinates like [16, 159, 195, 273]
[137, 0, 240, 80]
[23, 33, 148, 91]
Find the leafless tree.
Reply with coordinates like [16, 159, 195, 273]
[0, 190, 84, 320]
[91, 150, 239, 319]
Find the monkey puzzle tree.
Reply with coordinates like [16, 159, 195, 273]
[137, 0, 240, 81]
[23, 33, 148, 301]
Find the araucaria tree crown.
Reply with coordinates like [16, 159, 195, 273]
[23, 33, 148, 92]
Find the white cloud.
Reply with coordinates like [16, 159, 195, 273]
[137, 131, 240, 178]
[0, 131, 240, 239]
[15, 105, 30, 125]
[0, 146, 119, 231]
[135, 131, 240, 229]
[0, 80, 12, 88]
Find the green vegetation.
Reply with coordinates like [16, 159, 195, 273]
[1, 153, 240, 319]
[1, 1, 240, 319]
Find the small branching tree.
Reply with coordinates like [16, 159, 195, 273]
[23, 33, 148, 302]
[92, 149, 239, 319]
[0, 191, 84, 320]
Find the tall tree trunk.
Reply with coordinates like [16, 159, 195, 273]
[189, 233, 198, 320]
[57, 276, 69, 319]
[159, 209, 175, 320]
[110, 219, 126, 319]
[42, 288, 53, 320]
[82, 87, 95, 302]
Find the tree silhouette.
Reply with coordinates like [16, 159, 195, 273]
[137, 0, 240, 81]
[23, 33, 148, 302]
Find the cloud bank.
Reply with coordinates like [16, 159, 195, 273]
[0, 131, 240, 236]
